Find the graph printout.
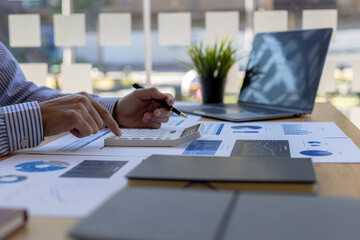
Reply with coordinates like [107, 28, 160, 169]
[182, 140, 222, 156]
[0, 154, 142, 217]
[30, 121, 360, 163]
[287, 137, 360, 163]
[230, 140, 291, 158]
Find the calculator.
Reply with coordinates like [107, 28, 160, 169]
[104, 123, 204, 147]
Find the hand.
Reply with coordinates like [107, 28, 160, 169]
[39, 92, 121, 138]
[114, 87, 174, 128]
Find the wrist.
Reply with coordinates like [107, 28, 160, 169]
[2, 102, 44, 151]
[112, 99, 119, 120]
[95, 97, 120, 117]
[38, 102, 48, 137]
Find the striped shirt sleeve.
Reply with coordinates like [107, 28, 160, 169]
[0, 41, 120, 155]
[92, 97, 119, 116]
[0, 101, 43, 156]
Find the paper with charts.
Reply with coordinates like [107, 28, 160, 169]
[0, 154, 142, 217]
[31, 121, 360, 163]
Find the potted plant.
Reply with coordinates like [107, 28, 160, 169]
[176, 38, 239, 103]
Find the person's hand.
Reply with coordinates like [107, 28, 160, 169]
[39, 92, 121, 138]
[113, 87, 174, 128]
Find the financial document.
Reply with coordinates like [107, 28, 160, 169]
[0, 154, 142, 217]
[226, 121, 347, 138]
[30, 121, 360, 163]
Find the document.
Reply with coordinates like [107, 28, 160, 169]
[228, 138, 360, 163]
[226, 122, 347, 138]
[161, 113, 201, 127]
[287, 137, 360, 163]
[0, 154, 142, 217]
[30, 121, 360, 163]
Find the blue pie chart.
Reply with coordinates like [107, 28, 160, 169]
[15, 161, 70, 172]
[300, 150, 333, 157]
[0, 174, 27, 184]
[231, 125, 262, 130]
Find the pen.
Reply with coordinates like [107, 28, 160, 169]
[132, 82, 187, 118]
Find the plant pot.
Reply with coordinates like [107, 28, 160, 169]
[200, 77, 226, 104]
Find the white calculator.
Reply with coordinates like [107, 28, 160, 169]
[104, 123, 204, 147]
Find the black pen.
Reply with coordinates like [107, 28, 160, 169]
[132, 82, 187, 118]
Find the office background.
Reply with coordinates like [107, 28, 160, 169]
[1, 0, 360, 124]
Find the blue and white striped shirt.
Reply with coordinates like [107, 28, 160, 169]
[0, 42, 119, 155]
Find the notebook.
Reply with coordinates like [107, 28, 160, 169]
[70, 188, 360, 240]
[0, 208, 27, 239]
[178, 28, 333, 122]
[126, 155, 316, 193]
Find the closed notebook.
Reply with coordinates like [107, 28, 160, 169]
[0, 208, 27, 240]
[70, 187, 233, 240]
[127, 155, 316, 192]
[70, 187, 360, 240]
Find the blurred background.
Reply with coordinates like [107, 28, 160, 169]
[1, 0, 360, 125]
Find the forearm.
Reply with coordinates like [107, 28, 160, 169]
[23, 84, 119, 115]
[0, 60, 119, 117]
[0, 41, 64, 105]
[1, 42, 119, 114]
[0, 102, 43, 156]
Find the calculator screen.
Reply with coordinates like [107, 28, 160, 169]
[180, 124, 201, 137]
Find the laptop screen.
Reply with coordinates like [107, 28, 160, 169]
[238, 28, 332, 111]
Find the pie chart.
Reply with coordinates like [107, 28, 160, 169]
[15, 161, 70, 172]
[300, 150, 333, 157]
[231, 125, 262, 130]
[0, 174, 27, 183]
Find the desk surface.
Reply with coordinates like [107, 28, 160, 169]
[4, 102, 360, 240]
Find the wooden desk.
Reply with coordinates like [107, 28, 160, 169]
[3, 102, 360, 240]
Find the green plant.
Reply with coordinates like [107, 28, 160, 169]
[176, 38, 240, 79]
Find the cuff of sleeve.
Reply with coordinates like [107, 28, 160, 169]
[94, 97, 119, 116]
[3, 101, 44, 152]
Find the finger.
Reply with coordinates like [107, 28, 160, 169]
[144, 111, 171, 123]
[143, 112, 153, 122]
[148, 116, 170, 123]
[80, 106, 100, 134]
[79, 92, 121, 136]
[93, 104, 122, 136]
[135, 88, 174, 106]
[70, 129, 81, 138]
[143, 120, 161, 129]
[73, 115, 94, 137]
[163, 93, 175, 106]
[154, 108, 174, 117]
[143, 112, 169, 126]
[75, 96, 101, 134]
[87, 106, 104, 130]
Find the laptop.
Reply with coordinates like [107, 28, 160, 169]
[178, 28, 333, 122]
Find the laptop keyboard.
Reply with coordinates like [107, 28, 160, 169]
[239, 105, 293, 115]
[190, 105, 294, 116]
